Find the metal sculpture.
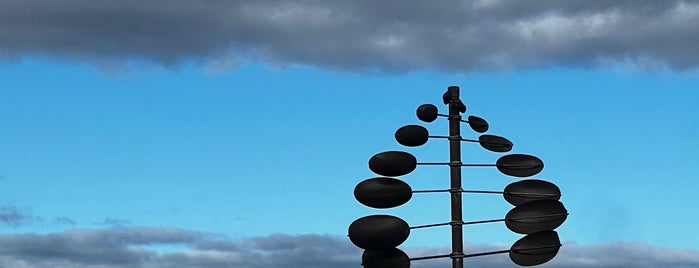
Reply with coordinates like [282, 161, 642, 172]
[349, 86, 567, 267]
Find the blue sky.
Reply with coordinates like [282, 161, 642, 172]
[1, 1, 699, 267]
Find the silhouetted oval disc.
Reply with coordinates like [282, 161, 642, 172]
[416, 104, 438, 123]
[349, 215, 410, 250]
[355, 177, 413, 209]
[505, 200, 568, 234]
[504, 179, 561, 206]
[496, 154, 544, 177]
[395, 125, 429, 147]
[467, 115, 489, 133]
[369, 151, 417, 177]
[510, 230, 561, 266]
[362, 248, 410, 268]
[478, 134, 513, 152]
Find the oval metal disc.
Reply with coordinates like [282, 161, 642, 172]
[496, 154, 544, 177]
[355, 177, 413, 209]
[416, 104, 438, 123]
[348, 215, 410, 250]
[504, 179, 561, 206]
[369, 151, 417, 177]
[505, 200, 568, 234]
[395, 125, 429, 147]
[478, 134, 513, 152]
[362, 248, 410, 268]
[510, 230, 561, 266]
[467, 115, 489, 133]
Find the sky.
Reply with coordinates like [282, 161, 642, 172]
[1, 0, 699, 267]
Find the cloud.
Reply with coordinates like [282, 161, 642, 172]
[0, 227, 697, 268]
[0, 206, 75, 228]
[52, 216, 77, 226]
[1, 0, 698, 72]
[98, 217, 132, 227]
[0, 206, 37, 228]
[0, 228, 358, 268]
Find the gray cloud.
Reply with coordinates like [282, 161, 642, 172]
[0, 227, 697, 268]
[98, 217, 132, 227]
[52, 216, 77, 226]
[1, 0, 698, 72]
[0, 206, 36, 228]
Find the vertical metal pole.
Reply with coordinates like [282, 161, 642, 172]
[445, 86, 464, 268]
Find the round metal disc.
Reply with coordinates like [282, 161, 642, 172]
[467, 115, 489, 133]
[416, 104, 438, 123]
[496, 154, 544, 177]
[395, 125, 429, 147]
[510, 230, 561, 266]
[369, 151, 417, 177]
[362, 248, 410, 268]
[478, 134, 513, 152]
[354, 177, 413, 209]
[505, 200, 568, 234]
[504, 179, 561, 206]
[349, 215, 410, 250]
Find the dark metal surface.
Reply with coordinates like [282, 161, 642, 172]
[445, 86, 464, 268]
[504, 179, 561, 206]
[466, 115, 489, 133]
[416, 104, 438, 122]
[496, 154, 544, 177]
[362, 248, 411, 268]
[478, 134, 513, 152]
[395, 125, 429, 147]
[509, 231, 561, 266]
[349, 215, 410, 250]
[354, 177, 413, 209]
[505, 200, 568, 234]
[369, 151, 417, 177]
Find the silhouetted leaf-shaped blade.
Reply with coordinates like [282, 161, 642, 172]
[416, 104, 438, 123]
[505, 200, 567, 234]
[478, 134, 513, 152]
[496, 154, 544, 177]
[467, 115, 489, 133]
[510, 230, 561, 266]
[362, 248, 410, 268]
[349, 215, 410, 250]
[395, 125, 429, 147]
[504, 179, 561, 206]
[369, 151, 417, 177]
[355, 177, 413, 209]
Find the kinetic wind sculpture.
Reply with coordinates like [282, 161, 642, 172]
[349, 86, 567, 268]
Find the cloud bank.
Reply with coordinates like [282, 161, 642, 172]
[1, 0, 699, 72]
[0, 227, 697, 268]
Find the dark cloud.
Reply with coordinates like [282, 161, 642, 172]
[0, 227, 697, 267]
[1, 0, 698, 72]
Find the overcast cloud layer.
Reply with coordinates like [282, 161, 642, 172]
[0, 227, 697, 268]
[1, 0, 699, 72]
